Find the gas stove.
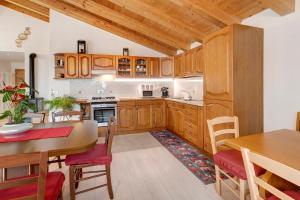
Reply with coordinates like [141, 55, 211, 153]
[91, 96, 119, 103]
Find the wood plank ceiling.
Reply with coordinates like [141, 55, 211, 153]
[1, 0, 295, 55]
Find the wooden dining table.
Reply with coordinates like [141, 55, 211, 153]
[0, 120, 99, 180]
[225, 129, 300, 197]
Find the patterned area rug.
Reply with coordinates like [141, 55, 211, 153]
[150, 130, 216, 185]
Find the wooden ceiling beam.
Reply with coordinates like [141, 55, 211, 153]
[0, 1, 49, 22]
[106, 0, 205, 41]
[169, 0, 241, 25]
[62, 0, 190, 50]
[4, 0, 49, 17]
[258, 0, 295, 16]
[29, 0, 177, 55]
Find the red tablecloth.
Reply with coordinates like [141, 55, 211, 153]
[0, 126, 73, 143]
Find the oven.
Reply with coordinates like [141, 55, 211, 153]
[91, 102, 117, 127]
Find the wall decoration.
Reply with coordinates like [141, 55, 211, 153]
[123, 48, 129, 56]
[15, 27, 31, 48]
[77, 40, 86, 54]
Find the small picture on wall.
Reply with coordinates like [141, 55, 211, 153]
[123, 48, 129, 56]
[77, 40, 86, 54]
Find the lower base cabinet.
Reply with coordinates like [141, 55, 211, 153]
[117, 102, 136, 131]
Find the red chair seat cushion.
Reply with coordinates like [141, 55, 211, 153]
[267, 190, 300, 200]
[0, 171, 65, 200]
[213, 149, 265, 180]
[65, 144, 112, 166]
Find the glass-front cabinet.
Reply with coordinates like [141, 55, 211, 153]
[133, 57, 148, 77]
[116, 56, 132, 77]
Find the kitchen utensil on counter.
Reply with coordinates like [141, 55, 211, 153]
[161, 87, 169, 98]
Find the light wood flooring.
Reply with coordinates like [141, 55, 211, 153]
[51, 132, 239, 200]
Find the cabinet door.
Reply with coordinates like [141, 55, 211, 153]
[64, 54, 78, 78]
[117, 105, 135, 131]
[79, 54, 92, 78]
[116, 56, 132, 77]
[192, 47, 204, 74]
[166, 106, 175, 131]
[174, 55, 182, 77]
[204, 27, 233, 101]
[149, 57, 160, 77]
[183, 51, 192, 77]
[136, 105, 151, 129]
[160, 57, 174, 77]
[133, 57, 148, 78]
[174, 109, 185, 137]
[204, 99, 233, 154]
[92, 55, 115, 70]
[152, 103, 165, 128]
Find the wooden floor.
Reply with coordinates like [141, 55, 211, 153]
[51, 132, 239, 200]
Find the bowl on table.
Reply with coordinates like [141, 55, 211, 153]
[0, 123, 33, 136]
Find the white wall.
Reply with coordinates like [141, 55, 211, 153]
[243, 0, 300, 131]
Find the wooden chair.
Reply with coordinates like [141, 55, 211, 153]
[207, 116, 265, 200]
[65, 116, 116, 200]
[51, 111, 83, 168]
[296, 112, 300, 131]
[0, 152, 65, 199]
[241, 148, 300, 200]
[52, 111, 83, 122]
[24, 112, 46, 123]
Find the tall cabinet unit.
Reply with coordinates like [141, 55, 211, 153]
[203, 24, 263, 154]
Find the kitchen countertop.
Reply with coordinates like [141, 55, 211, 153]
[75, 97, 204, 107]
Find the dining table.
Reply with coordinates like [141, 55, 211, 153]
[0, 120, 99, 179]
[224, 129, 300, 198]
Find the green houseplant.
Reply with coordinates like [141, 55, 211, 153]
[44, 96, 76, 112]
[0, 82, 36, 124]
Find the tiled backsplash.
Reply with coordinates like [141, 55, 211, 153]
[69, 75, 203, 100]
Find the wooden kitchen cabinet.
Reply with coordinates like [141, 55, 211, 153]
[192, 47, 204, 74]
[64, 54, 79, 78]
[92, 54, 115, 70]
[133, 57, 148, 78]
[116, 56, 133, 78]
[152, 102, 165, 128]
[117, 101, 136, 131]
[149, 57, 160, 77]
[78, 54, 92, 78]
[160, 57, 174, 77]
[136, 104, 151, 129]
[182, 51, 192, 77]
[174, 54, 183, 77]
[203, 24, 263, 154]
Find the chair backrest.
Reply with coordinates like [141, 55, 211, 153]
[24, 112, 46, 124]
[0, 152, 48, 199]
[105, 116, 116, 155]
[207, 116, 239, 154]
[52, 111, 83, 122]
[296, 112, 300, 131]
[241, 148, 300, 200]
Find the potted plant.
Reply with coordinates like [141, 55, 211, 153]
[44, 96, 76, 112]
[0, 82, 37, 134]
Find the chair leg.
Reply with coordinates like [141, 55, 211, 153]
[75, 168, 82, 189]
[239, 179, 246, 200]
[215, 166, 221, 195]
[106, 164, 114, 199]
[69, 166, 76, 200]
[57, 156, 62, 168]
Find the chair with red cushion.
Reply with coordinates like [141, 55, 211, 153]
[241, 148, 300, 200]
[65, 116, 116, 200]
[0, 151, 65, 200]
[207, 116, 265, 200]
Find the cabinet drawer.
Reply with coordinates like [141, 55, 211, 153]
[118, 101, 136, 106]
[136, 100, 153, 106]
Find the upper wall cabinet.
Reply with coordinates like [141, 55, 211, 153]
[92, 54, 115, 70]
[174, 46, 204, 78]
[64, 54, 79, 79]
[160, 57, 174, 77]
[133, 57, 148, 78]
[116, 56, 133, 78]
[149, 57, 160, 78]
[79, 54, 92, 78]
